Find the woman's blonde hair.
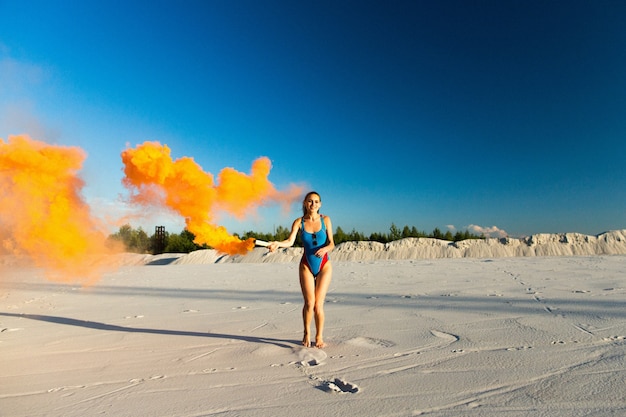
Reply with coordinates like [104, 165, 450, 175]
[302, 191, 321, 216]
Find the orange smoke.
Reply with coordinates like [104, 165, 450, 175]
[121, 141, 302, 255]
[0, 135, 117, 283]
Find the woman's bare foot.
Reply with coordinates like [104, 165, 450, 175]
[315, 338, 326, 349]
[302, 332, 311, 348]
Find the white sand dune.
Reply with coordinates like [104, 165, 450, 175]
[161, 229, 626, 266]
[2, 231, 626, 416]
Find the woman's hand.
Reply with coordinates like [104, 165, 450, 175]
[268, 242, 278, 253]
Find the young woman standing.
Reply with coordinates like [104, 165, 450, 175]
[268, 191, 335, 348]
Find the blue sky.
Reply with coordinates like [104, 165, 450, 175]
[1, 0, 625, 238]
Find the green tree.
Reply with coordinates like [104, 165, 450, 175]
[412, 226, 426, 238]
[110, 224, 132, 247]
[274, 225, 290, 241]
[348, 228, 366, 242]
[431, 227, 444, 239]
[164, 233, 197, 253]
[389, 223, 401, 241]
[369, 232, 388, 243]
[334, 226, 347, 245]
[108, 224, 149, 253]
[132, 227, 150, 252]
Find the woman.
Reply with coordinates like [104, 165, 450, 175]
[268, 191, 335, 348]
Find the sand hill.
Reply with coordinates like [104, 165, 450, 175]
[165, 229, 626, 265]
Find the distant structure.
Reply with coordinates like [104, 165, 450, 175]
[154, 226, 166, 254]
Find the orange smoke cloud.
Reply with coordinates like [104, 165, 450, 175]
[0, 135, 117, 283]
[121, 141, 302, 255]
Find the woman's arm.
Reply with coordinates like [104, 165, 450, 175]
[268, 218, 301, 252]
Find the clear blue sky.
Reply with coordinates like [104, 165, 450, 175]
[1, 0, 625, 237]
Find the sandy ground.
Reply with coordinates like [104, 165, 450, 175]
[2, 253, 626, 416]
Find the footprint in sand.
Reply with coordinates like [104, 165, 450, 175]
[293, 346, 327, 367]
[48, 385, 86, 393]
[290, 348, 359, 394]
[202, 367, 236, 373]
[346, 337, 395, 349]
[603, 336, 626, 342]
[322, 378, 360, 394]
[430, 329, 459, 342]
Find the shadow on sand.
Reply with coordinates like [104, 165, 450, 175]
[0, 312, 297, 349]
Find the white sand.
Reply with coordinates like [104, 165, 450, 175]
[2, 232, 626, 416]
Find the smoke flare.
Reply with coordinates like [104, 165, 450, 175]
[121, 141, 302, 255]
[0, 135, 117, 283]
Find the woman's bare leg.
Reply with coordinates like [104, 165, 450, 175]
[299, 262, 315, 347]
[313, 263, 332, 348]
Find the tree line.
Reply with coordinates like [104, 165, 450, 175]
[107, 225, 208, 254]
[109, 223, 484, 255]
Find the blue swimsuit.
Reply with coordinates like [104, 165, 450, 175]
[301, 216, 329, 277]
